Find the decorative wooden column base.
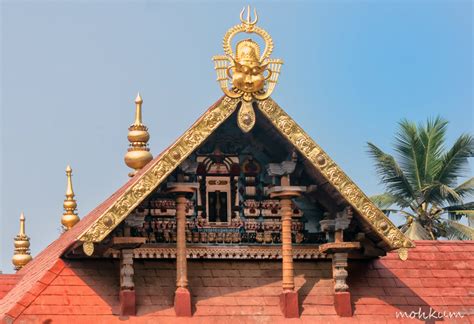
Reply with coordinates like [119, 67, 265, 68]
[174, 287, 192, 317]
[320, 243, 360, 317]
[120, 289, 136, 316]
[119, 249, 136, 316]
[334, 291, 352, 317]
[280, 290, 299, 318]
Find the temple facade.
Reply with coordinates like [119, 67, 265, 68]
[1, 7, 473, 323]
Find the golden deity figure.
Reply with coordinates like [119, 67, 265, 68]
[12, 212, 33, 271]
[213, 6, 283, 133]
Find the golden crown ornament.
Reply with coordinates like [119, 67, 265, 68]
[212, 6, 283, 133]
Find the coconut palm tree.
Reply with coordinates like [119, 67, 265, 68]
[367, 117, 474, 240]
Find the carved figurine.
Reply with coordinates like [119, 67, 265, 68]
[295, 232, 304, 244]
[217, 232, 224, 243]
[264, 230, 273, 244]
[171, 231, 177, 243]
[186, 230, 192, 243]
[192, 231, 200, 243]
[335, 206, 353, 231]
[163, 229, 171, 243]
[232, 232, 241, 243]
[208, 232, 216, 243]
[212, 6, 283, 132]
[256, 224, 264, 243]
[272, 232, 280, 243]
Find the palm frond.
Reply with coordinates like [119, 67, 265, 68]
[382, 209, 417, 219]
[436, 134, 474, 188]
[370, 193, 402, 209]
[454, 177, 474, 198]
[367, 143, 416, 206]
[422, 183, 455, 206]
[444, 219, 474, 240]
[469, 215, 474, 227]
[438, 183, 462, 204]
[418, 116, 447, 184]
[444, 202, 474, 220]
[394, 119, 424, 192]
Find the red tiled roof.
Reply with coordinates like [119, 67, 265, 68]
[0, 275, 20, 300]
[0, 98, 470, 322]
[0, 180, 134, 320]
[1, 240, 473, 323]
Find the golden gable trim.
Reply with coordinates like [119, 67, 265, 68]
[257, 98, 414, 249]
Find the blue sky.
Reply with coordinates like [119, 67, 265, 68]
[1, 0, 472, 273]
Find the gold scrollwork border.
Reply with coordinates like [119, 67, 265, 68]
[78, 96, 239, 245]
[257, 98, 414, 250]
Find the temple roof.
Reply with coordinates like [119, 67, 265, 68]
[1, 241, 472, 322]
[0, 95, 413, 318]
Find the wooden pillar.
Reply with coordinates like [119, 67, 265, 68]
[120, 249, 135, 316]
[333, 252, 352, 317]
[167, 182, 197, 317]
[280, 198, 295, 291]
[269, 186, 304, 318]
[175, 194, 188, 289]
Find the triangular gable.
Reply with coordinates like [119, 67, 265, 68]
[0, 95, 413, 320]
[77, 96, 413, 252]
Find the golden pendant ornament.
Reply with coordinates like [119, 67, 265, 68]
[398, 247, 408, 261]
[83, 241, 94, 256]
[237, 100, 256, 133]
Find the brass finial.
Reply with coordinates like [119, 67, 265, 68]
[134, 92, 143, 125]
[240, 5, 258, 26]
[12, 212, 32, 271]
[61, 165, 80, 230]
[124, 93, 153, 177]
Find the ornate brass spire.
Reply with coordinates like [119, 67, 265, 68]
[12, 212, 32, 271]
[124, 93, 153, 177]
[61, 165, 80, 230]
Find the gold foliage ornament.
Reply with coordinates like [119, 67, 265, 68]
[398, 247, 408, 261]
[83, 241, 94, 256]
[213, 6, 283, 133]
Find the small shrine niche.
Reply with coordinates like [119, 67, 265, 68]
[196, 149, 240, 224]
